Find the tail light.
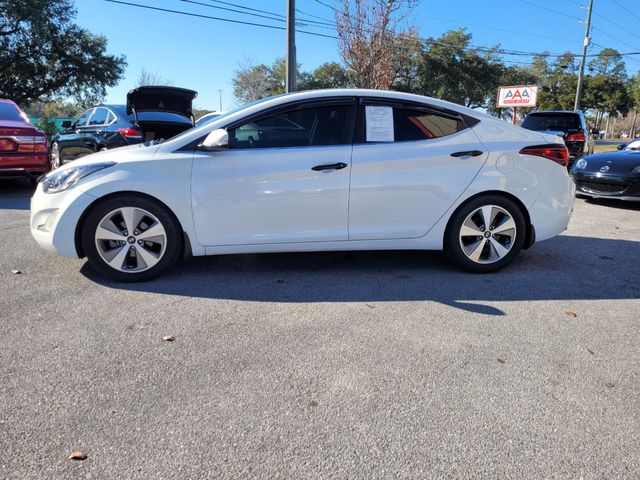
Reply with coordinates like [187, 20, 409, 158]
[0, 129, 47, 153]
[519, 143, 569, 167]
[566, 133, 585, 142]
[117, 127, 143, 139]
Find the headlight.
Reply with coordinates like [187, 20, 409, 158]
[41, 162, 116, 194]
[574, 158, 588, 170]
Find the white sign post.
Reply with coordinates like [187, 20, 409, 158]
[497, 85, 538, 124]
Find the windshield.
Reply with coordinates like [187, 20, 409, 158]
[0, 102, 27, 122]
[625, 139, 640, 150]
[162, 94, 288, 144]
[521, 113, 580, 133]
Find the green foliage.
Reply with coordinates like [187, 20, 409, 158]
[0, 0, 126, 106]
[415, 29, 503, 109]
[232, 59, 352, 105]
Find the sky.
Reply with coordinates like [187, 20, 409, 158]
[75, 0, 640, 111]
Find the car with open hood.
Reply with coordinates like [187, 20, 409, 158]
[571, 139, 640, 200]
[49, 86, 197, 168]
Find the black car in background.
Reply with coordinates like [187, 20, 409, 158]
[521, 110, 595, 166]
[571, 139, 640, 200]
[50, 86, 197, 168]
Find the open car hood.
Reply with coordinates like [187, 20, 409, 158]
[126, 86, 197, 119]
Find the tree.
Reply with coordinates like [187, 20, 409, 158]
[628, 73, 640, 137]
[232, 58, 287, 105]
[416, 29, 504, 109]
[136, 68, 174, 87]
[334, 0, 420, 89]
[0, 0, 126, 106]
[299, 62, 353, 90]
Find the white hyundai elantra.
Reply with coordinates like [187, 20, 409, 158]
[30, 89, 575, 281]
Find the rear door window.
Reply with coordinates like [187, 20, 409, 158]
[88, 107, 109, 126]
[75, 109, 93, 128]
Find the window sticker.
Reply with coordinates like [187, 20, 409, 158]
[365, 106, 394, 142]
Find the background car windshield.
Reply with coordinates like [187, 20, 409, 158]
[625, 139, 640, 150]
[0, 103, 26, 121]
[521, 114, 579, 132]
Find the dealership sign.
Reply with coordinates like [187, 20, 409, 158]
[497, 85, 538, 108]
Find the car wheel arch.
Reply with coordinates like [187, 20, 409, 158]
[74, 191, 186, 259]
[443, 190, 534, 252]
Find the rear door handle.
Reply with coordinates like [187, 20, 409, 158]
[311, 162, 348, 171]
[450, 150, 483, 157]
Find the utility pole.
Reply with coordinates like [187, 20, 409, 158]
[574, 0, 594, 111]
[286, 0, 296, 93]
[218, 89, 223, 111]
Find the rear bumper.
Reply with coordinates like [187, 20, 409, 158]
[528, 168, 576, 242]
[0, 153, 50, 177]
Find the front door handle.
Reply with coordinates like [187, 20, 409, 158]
[450, 150, 483, 157]
[311, 162, 348, 171]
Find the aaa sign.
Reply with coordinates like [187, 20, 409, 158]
[497, 85, 538, 108]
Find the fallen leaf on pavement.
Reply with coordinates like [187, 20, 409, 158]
[69, 450, 87, 461]
[163, 336, 175, 342]
[565, 311, 577, 318]
[586, 348, 595, 355]
[11, 269, 21, 274]
[497, 358, 505, 364]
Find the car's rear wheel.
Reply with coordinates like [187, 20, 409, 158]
[81, 195, 182, 282]
[444, 195, 526, 273]
[50, 143, 60, 169]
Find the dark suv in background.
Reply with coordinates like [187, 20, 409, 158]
[50, 86, 197, 168]
[521, 110, 595, 166]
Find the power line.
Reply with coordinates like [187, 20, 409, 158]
[102, 0, 338, 39]
[513, 0, 581, 21]
[612, 0, 640, 22]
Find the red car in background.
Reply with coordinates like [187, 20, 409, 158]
[0, 99, 49, 183]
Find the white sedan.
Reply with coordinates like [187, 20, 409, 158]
[30, 89, 575, 281]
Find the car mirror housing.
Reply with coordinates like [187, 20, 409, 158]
[198, 128, 229, 151]
[61, 120, 72, 129]
[590, 128, 599, 135]
[617, 144, 627, 150]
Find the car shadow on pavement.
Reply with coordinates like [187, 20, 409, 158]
[82, 234, 640, 316]
[0, 179, 34, 210]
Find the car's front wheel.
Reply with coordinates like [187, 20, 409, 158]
[444, 195, 526, 273]
[81, 195, 182, 282]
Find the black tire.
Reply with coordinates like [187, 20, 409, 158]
[81, 194, 182, 282]
[444, 195, 526, 273]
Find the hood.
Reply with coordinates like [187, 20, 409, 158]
[578, 150, 640, 173]
[126, 86, 197, 119]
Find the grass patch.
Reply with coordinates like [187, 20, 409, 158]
[593, 144, 618, 153]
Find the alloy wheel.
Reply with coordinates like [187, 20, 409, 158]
[458, 204, 517, 264]
[94, 206, 167, 273]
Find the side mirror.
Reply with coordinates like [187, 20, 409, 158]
[590, 128, 599, 135]
[617, 143, 627, 150]
[197, 128, 229, 151]
[61, 120, 72, 129]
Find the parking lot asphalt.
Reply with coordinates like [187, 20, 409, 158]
[0, 178, 638, 479]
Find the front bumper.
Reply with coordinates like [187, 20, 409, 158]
[572, 172, 640, 200]
[30, 182, 97, 258]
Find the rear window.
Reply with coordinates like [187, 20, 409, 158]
[0, 102, 26, 122]
[135, 111, 192, 124]
[522, 113, 580, 132]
